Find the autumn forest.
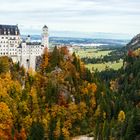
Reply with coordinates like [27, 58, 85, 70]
[0, 45, 140, 140]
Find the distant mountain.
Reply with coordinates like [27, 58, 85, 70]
[50, 31, 132, 40]
[50, 37, 129, 47]
[21, 35, 129, 47]
[126, 33, 140, 50]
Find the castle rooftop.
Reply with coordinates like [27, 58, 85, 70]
[0, 24, 20, 35]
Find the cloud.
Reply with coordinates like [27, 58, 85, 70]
[0, 0, 140, 36]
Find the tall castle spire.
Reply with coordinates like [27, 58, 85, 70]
[42, 25, 49, 48]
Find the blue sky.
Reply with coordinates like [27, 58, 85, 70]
[0, 0, 140, 38]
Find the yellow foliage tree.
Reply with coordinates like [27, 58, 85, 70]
[62, 127, 70, 139]
[118, 110, 125, 122]
[40, 48, 49, 72]
[87, 83, 97, 94]
[22, 115, 32, 132]
[110, 80, 118, 92]
[90, 97, 96, 109]
[54, 118, 61, 138]
[0, 102, 13, 139]
[94, 105, 101, 118]
[0, 56, 10, 74]
[68, 103, 78, 121]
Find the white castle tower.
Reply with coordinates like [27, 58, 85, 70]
[0, 24, 49, 70]
[42, 25, 49, 48]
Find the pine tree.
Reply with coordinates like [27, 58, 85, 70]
[29, 122, 44, 140]
[51, 46, 60, 68]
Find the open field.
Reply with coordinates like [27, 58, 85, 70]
[75, 48, 113, 58]
[75, 47, 123, 71]
[86, 60, 123, 72]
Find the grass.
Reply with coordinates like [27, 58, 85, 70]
[75, 47, 123, 71]
[75, 48, 113, 58]
[86, 60, 123, 72]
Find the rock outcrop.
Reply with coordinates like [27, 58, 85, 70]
[126, 33, 140, 50]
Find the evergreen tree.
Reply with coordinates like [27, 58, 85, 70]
[50, 46, 61, 68]
[29, 122, 45, 140]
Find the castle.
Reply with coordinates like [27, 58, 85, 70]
[0, 24, 49, 70]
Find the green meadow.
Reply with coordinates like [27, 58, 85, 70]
[86, 60, 123, 72]
[75, 48, 123, 71]
[76, 48, 112, 58]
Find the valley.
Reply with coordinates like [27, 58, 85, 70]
[0, 34, 140, 139]
[27, 35, 127, 72]
[74, 47, 123, 71]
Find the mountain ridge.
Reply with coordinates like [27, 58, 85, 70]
[126, 33, 140, 50]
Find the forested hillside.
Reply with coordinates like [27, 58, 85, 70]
[92, 34, 140, 140]
[0, 42, 140, 140]
[0, 46, 98, 139]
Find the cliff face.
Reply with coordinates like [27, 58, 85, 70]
[126, 33, 140, 50]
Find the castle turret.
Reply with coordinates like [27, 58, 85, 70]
[42, 25, 49, 48]
[26, 35, 31, 43]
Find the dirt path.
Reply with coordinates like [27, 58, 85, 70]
[72, 135, 94, 140]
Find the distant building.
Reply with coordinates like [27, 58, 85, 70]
[0, 24, 49, 70]
[56, 45, 73, 54]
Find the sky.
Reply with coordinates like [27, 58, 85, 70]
[0, 0, 140, 38]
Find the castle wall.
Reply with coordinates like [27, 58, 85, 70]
[18, 43, 45, 70]
[0, 35, 21, 57]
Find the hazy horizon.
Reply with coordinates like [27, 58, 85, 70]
[21, 30, 132, 40]
[0, 0, 140, 39]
